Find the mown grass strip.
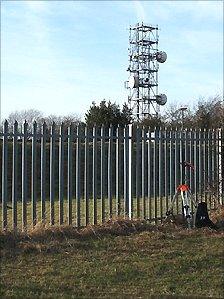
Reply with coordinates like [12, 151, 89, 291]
[1, 195, 199, 231]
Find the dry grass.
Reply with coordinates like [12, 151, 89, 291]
[0, 218, 163, 253]
[210, 204, 224, 225]
[1, 216, 223, 255]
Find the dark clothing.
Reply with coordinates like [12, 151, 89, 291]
[195, 202, 217, 230]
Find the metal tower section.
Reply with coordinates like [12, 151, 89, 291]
[125, 22, 167, 120]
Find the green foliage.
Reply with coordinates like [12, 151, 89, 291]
[85, 100, 132, 126]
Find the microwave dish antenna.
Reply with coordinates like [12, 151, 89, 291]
[156, 94, 167, 105]
[156, 51, 167, 63]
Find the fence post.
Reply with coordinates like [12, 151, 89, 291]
[158, 127, 163, 220]
[189, 128, 194, 195]
[202, 129, 206, 201]
[41, 122, 47, 223]
[31, 121, 37, 227]
[2, 120, 8, 230]
[142, 126, 146, 219]
[164, 127, 169, 213]
[221, 128, 224, 204]
[22, 121, 28, 231]
[67, 123, 73, 225]
[50, 122, 56, 225]
[108, 125, 113, 219]
[153, 127, 159, 222]
[218, 128, 222, 204]
[124, 125, 129, 217]
[92, 126, 97, 225]
[59, 123, 64, 225]
[174, 127, 180, 213]
[147, 127, 152, 220]
[76, 125, 81, 227]
[136, 125, 140, 218]
[198, 128, 203, 200]
[128, 124, 133, 219]
[116, 125, 121, 216]
[12, 121, 18, 230]
[204, 129, 209, 204]
[101, 125, 105, 222]
[179, 128, 184, 185]
[170, 127, 175, 203]
[211, 129, 216, 208]
[208, 129, 212, 208]
[84, 125, 90, 226]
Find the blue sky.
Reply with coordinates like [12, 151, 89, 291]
[1, 0, 223, 120]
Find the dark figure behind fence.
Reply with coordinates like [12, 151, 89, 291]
[195, 202, 217, 230]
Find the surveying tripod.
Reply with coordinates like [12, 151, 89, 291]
[166, 161, 198, 229]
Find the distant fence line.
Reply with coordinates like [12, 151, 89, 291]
[1, 121, 224, 230]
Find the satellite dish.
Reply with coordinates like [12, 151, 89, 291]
[128, 75, 139, 88]
[156, 94, 167, 105]
[156, 51, 167, 63]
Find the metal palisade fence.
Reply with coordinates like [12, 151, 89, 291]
[1, 121, 224, 230]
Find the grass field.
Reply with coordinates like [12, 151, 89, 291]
[1, 218, 224, 298]
[1, 197, 164, 229]
[1, 195, 207, 230]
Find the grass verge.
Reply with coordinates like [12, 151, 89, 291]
[2, 196, 220, 230]
[1, 219, 224, 298]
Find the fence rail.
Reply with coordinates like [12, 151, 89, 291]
[1, 121, 224, 230]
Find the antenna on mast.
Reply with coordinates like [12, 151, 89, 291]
[124, 22, 167, 120]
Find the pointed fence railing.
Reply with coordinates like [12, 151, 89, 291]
[1, 121, 223, 230]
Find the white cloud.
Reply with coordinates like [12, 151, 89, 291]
[145, 1, 223, 24]
[24, 1, 49, 13]
[183, 29, 223, 56]
[161, 1, 222, 18]
[132, 0, 146, 22]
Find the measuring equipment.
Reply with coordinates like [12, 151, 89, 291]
[166, 161, 198, 229]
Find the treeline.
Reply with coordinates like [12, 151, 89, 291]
[2, 95, 224, 130]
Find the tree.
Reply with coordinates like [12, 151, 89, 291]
[4, 109, 81, 133]
[163, 104, 194, 128]
[6, 109, 43, 129]
[138, 115, 165, 128]
[4, 109, 44, 133]
[85, 100, 132, 126]
[43, 113, 82, 134]
[120, 102, 133, 126]
[192, 95, 224, 129]
[43, 113, 81, 127]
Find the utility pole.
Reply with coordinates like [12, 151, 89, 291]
[179, 107, 188, 129]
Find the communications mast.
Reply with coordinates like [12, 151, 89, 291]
[125, 22, 167, 120]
